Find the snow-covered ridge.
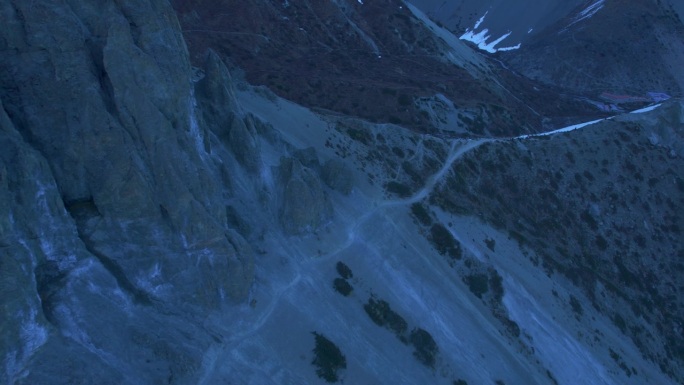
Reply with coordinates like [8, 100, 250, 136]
[459, 12, 521, 53]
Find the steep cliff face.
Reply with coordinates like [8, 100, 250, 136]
[0, 0, 255, 382]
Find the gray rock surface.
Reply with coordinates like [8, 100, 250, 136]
[195, 50, 262, 173]
[278, 156, 331, 235]
[0, 1, 254, 383]
[322, 159, 354, 195]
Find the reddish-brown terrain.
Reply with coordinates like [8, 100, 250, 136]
[173, 0, 601, 136]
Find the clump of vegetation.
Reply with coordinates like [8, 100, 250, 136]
[546, 369, 559, 385]
[569, 295, 583, 317]
[409, 328, 438, 368]
[333, 278, 353, 296]
[485, 238, 496, 251]
[410, 202, 432, 226]
[429, 223, 462, 260]
[609, 347, 634, 377]
[489, 270, 504, 301]
[613, 313, 627, 333]
[363, 297, 408, 341]
[385, 181, 412, 197]
[465, 273, 489, 298]
[311, 332, 347, 383]
[346, 127, 372, 145]
[335, 261, 353, 279]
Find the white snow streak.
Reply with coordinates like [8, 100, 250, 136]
[515, 103, 663, 139]
[563, 0, 605, 32]
[630, 103, 662, 114]
[473, 11, 488, 30]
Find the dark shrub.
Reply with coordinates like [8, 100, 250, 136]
[485, 238, 496, 251]
[429, 223, 462, 260]
[311, 332, 347, 383]
[363, 297, 408, 340]
[410, 203, 432, 226]
[385, 181, 411, 197]
[335, 261, 353, 279]
[569, 295, 583, 317]
[409, 328, 438, 368]
[465, 274, 489, 298]
[490, 270, 504, 301]
[333, 278, 353, 296]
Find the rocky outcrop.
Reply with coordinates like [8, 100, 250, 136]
[278, 155, 332, 235]
[322, 159, 354, 195]
[195, 50, 262, 173]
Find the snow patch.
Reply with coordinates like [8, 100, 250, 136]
[473, 11, 488, 30]
[630, 103, 662, 114]
[459, 13, 521, 53]
[513, 103, 664, 140]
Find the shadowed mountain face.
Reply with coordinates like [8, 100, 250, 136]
[0, 0, 682, 384]
[172, 0, 601, 136]
[505, 0, 684, 96]
[411, 0, 684, 97]
[410, 0, 584, 45]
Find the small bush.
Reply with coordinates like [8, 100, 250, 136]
[490, 270, 504, 301]
[335, 261, 353, 279]
[346, 128, 371, 145]
[385, 181, 411, 197]
[613, 313, 627, 333]
[333, 278, 353, 296]
[429, 223, 462, 260]
[410, 203, 432, 226]
[485, 238, 496, 251]
[311, 332, 347, 383]
[363, 297, 408, 339]
[569, 295, 583, 317]
[465, 274, 489, 298]
[409, 328, 438, 368]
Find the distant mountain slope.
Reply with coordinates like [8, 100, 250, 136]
[412, 0, 684, 101]
[504, 0, 684, 97]
[410, 0, 584, 46]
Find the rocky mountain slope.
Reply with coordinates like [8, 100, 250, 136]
[505, 0, 684, 97]
[0, 0, 682, 384]
[172, 0, 599, 136]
